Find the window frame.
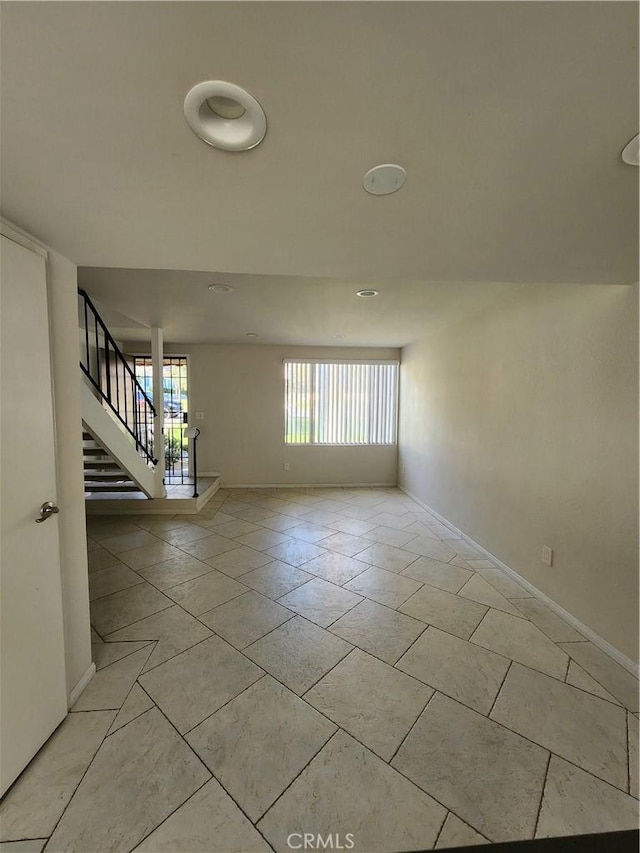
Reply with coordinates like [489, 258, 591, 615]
[283, 358, 399, 447]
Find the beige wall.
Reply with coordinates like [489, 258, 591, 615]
[137, 344, 400, 487]
[399, 283, 639, 661]
[47, 250, 93, 699]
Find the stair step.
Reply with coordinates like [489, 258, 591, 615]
[83, 472, 128, 481]
[85, 482, 138, 492]
[83, 460, 120, 470]
[83, 447, 108, 455]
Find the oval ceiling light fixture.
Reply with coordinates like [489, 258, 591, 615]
[184, 81, 267, 151]
[208, 283, 234, 293]
[621, 134, 639, 166]
[363, 164, 406, 195]
[356, 289, 379, 298]
[246, 332, 259, 338]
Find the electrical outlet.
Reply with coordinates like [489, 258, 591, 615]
[195, 411, 204, 420]
[542, 545, 553, 567]
[283, 462, 290, 471]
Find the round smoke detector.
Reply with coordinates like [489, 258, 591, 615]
[184, 81, 267, 151]
[363, 164, 406, 195]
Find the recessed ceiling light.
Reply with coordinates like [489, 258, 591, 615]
[356, 289, 379, 298]
[184, 81, 267, 151]
[621, 134, 639, 166]
[363, 164, 406, 195]
[334, 334, 345, 339]
[246, 332, 259, 338]
[208, 284, 234, 293]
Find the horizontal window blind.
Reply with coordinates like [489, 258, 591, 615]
[284, 360, 398, 445]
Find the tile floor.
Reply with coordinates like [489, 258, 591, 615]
[1, 487, 638, 852]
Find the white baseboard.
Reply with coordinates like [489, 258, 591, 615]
[400, 486, 639, 679]
[68, 662, 96, 709]
[220, 482, 397, 489]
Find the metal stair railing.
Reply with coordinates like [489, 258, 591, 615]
[78, 288, 157, 464]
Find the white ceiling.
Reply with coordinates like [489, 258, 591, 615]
[2, 2, 638, 345]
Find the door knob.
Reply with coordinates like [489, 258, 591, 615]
[35, 501, 60, 523]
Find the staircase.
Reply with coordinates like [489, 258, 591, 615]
[83, 432, 140, 494]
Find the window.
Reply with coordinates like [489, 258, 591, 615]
[284, 360, 398, 445]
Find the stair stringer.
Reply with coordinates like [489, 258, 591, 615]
[80, 382, 159, 498]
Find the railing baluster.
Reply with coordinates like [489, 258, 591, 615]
[77, 289, 157, 464]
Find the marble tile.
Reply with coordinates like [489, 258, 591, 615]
[301, 509, 344, 526]
[557, 641, 639, 712]
[402, 557, 472, 594]
[402, 521, 440, 540]
[0, 711, 114, 841]
[344, 566, 422, 609]
[85, 518, 140, 541]
[329, 599, 425, 664]
[474, 568, 528, 598]
[209, 519, 262, 539]
[257, 512, 304, 532]
[106, 605, 213, 673]
[450, 541, 486, 560]
[566, 661, 621, 705]
[471, 609, 569, 679]
[234, 529, 290, 551]
[0, 842, 46, 853]
[244, 616, 352, 695]
[72, 646, 151, 711]
[107, 683, 155, 734]
[368, 512, 414, 530]
[338, 504, 380, 521]
[133, 778, 272, 852]
[399, 585, 487, 640]
[305, 649, 432, 761]
[317, 531, 371, 557]
[258, 730, 445, 852]
[435, 814, 488, 848]
[199, 591, 293, 649]
[46, 709, 209, 852]
[117, 540, 186, 571]
[228, 506, 279, 524]
[205, 546, 273, 577]
[404, 537, 457, 562]
[536, 756, 639, 838]
[511, 598, 585, 642]
[164, 569, 247, 616]
[240, 561, 314, 599]
[99, 529, 160, 555]
[457, 574, 521, 616]
[128, 515, 185, 534]
[87, 548, 122, 573]
[326, 517, 378, 536]
[91, 638, 152, 671]
[628, 712, 639, 798]
[299, 551, 369, 585]
[363, 526, 416, 548]
[136, 553, 215, 589]
[88, 563, 143, 601]
[278, 578, 362, 628]
[90, 582, 172, 635]
[466, 559, 497, 569]
[139, 636, 264, 733]
[159, 522, 215, 546]
[393, 692, 548, 842]
[287, 522, 334, 543]
[397, 627, 510, 715]
[356, 543, 418, 573]
[179, 532, 238, 560]
[449, 555, 474, 569]
[187, 676, 335, 820]
[265, 538, 327, 568]
[491, 663, 628, 790]
[428, 522, 461, 540]
[277, 502, 318, 518]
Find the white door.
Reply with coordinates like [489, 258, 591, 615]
[0, 234, 67, 796]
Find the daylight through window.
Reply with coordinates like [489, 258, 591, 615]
[284, 360, 398, 445]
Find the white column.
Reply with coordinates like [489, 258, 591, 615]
[151, 327, 167, 498]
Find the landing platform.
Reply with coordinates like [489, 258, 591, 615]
[85, 476, 220, 515]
